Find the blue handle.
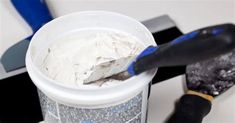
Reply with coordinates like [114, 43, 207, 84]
[127, 23, 235, 75]
[128, 46, 158, 75]
[11, 0, 53, 32]
[171, 31, 199, 45]
[171, 27, 225, 45]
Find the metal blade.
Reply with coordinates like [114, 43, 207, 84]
[83, 56, 136, 84]
[1, 37, 30, 72]
[0, 62, 26, 80]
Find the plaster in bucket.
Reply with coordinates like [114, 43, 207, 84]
[26, 11, 157, 123]
[41, 28, 145, 87]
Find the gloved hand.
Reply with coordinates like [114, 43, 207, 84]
[166, 49, 235, 123]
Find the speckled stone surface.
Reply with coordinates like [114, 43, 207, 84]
[38, 90, 144, 123]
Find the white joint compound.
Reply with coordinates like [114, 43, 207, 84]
[41, 29, 144, 87]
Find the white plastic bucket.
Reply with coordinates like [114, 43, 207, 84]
[26, 11, 157, 123]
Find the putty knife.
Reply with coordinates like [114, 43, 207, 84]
[84, 23, 235, 83]
[1, 0, 53, 72]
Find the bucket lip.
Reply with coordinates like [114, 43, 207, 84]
[26, 11, 156, 96]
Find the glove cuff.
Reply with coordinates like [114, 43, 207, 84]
[187, 90, 214, 102]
